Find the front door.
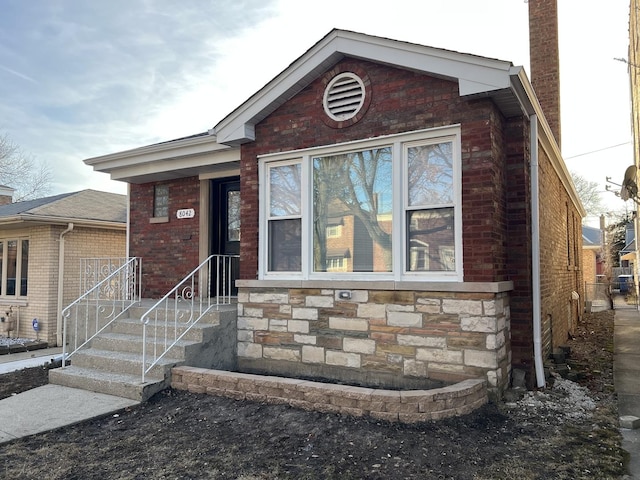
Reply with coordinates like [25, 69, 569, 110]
[210, 178, 240, 296]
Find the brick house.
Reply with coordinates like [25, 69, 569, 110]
[582, 224, 605, 284]
[0, 188, 126, 345]
[84, 4, 583, 394]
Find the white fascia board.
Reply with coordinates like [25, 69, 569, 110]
[213, 30, 514, 145]
[84, 134, 227, 173]
[509, 67, 586, 218]
[0, 215, 125, 230]
[330, 33, 513, 95]
[107, 147, 240, 182]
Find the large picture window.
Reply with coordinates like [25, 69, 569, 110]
[1, 238, 29, 297]
[313, 147, 392, 273]
[260, 127, 462, 281]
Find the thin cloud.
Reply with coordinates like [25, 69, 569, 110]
[0, 65, 36, 84]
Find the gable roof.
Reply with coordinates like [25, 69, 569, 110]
[0, 189, 127, 228]
[212, 29, 533, 146]
[582, 225, 603, 248]
[82, 28, 583, 217]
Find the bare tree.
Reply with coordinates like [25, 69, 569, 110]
[571, 172, 605, 219]
[0, 134, 51, 201]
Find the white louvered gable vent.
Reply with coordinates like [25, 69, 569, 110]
[323, 72, 366, 121]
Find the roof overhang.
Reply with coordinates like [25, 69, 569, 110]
[0, 215, 125, 230]
[621, 251, 636, 261]
[213, 29, 521, 146]
[84, 133, 239, 184]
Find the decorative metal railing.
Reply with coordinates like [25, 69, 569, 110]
[141, 254, 238, 382]
[61, 257, 142, 365]
[80, 257, 129, 296]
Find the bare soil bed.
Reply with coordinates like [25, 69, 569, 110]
[0, 310, 627, 479]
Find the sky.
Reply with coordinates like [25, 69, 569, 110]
[0, 0, 634, 224]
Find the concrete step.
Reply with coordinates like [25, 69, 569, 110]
[91, 332, 194, 357]
[71, 348, 182, 379]
[53, 299, 238, 403]
[49, 365, 166, 402]
[109, 317, 218, 343]
[125, 303, 235, 324]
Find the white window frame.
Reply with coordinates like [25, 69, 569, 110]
[258, 125, 463, 282]
[262, 159, 305, 277]
[0, 237, 29, 298]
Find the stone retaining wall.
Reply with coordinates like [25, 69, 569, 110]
[236, 284, 511, 395]
[172, 366, 488, 423]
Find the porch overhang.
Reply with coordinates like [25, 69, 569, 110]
[84, 133, 240, 184]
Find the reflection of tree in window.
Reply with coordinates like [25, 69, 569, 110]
[408, 143, 453, 206]
[270, 164, 302, 216]
[268, 163, 302, 272]
[313, 148, 392, 273]
[407, 209, 455, 271]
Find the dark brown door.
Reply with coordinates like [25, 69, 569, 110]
[210, 178, 240, 296]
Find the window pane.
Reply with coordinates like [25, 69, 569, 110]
[227, 191, 241, 241]
[7, 240, 16, 295]
[270, 164, 301, 217]
[268, 219, 301, 271]
[154, 185, 169, 217]
[20, 240, 28, 296]
[407, 208, 455, 271]
[408, 142, 453, 206]
[313, 148, 392, 273]
[0, 241, 3, 295]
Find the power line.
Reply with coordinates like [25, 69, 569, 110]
[564, 142, 632, 160]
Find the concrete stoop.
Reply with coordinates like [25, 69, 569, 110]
[49, 303, 238, 402]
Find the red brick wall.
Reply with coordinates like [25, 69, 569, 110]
[130, 177, 200, 297]
[239, 58, 512, 283]
[504, 117, 535, 374]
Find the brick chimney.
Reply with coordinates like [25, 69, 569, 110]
[529, 0, 561, 149]
[0, 185, 14, 206]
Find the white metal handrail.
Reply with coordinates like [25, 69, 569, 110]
[80, 257, 130, 296]
[61, 257, 142, 365]
[141, 254, 238, 382]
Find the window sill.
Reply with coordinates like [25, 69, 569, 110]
[238, 279, 513, 293]
[0, 299, 28, 308]
[149, 216, 169, 224]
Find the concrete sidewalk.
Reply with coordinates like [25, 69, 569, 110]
[0, 384, 138, 443]
[0, 345, 63, 374]
[0, 347, 139, 444]
[614, 306, 640, 479]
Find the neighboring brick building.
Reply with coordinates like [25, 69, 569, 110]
[85, 7, 584, 394]
[0, 189, 126, 345]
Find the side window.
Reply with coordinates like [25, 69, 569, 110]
[267, 162, 302, 272]
[0, 238, 28, 297]
[405, 141, 455, 272]
[153, 185, 169, 218]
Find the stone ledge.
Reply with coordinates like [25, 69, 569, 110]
[237, 280, 514, 293]
[172, 366, 488, 423]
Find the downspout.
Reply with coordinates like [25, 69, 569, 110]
[530, 114, 546, 388]
[56, 223, 74, 346]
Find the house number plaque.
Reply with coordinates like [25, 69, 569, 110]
[176, 208, 195, 219]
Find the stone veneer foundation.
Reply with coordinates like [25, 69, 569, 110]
[235, 281, 513, 397]
[172, 367, 488, 423]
